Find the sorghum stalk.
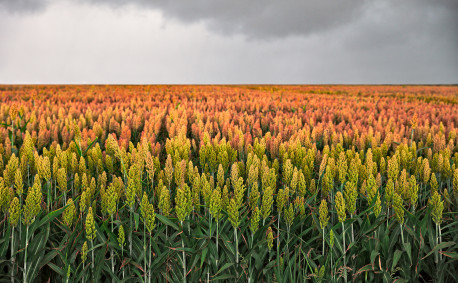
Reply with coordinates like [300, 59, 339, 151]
[234, 227, 238, 265]
[47, 180, 51, 211]
[330, 229, 334, 281]
[277, 212, 280, 259]
[322, 228, 325, 255]
[118, 225, 125, 280]
[181, 221, 187, 283]
[144, 222, 147, 281]
[11, 227, 14, 283]
[400, 224, 404, 245]
[439, 224, 442, 261]
[386, 207, 389, 229]
[149, 235, 152, 283]
[24, 225, 29, 283]
[351, 214, 354, 242]
[129, 208, 133, 257]
[208, 214, 212, 282]
[111, 216, 115, 282]
[91, 239, 94, 282]
[122, 245, 124, 279]
[342, 222, 347, 283]
[319, 199, 329, 255]
[216, 221, 219, 267]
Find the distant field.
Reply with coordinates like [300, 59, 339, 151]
[0, 85, 457, 282]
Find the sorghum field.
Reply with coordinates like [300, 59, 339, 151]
[0, 85, 457, 282]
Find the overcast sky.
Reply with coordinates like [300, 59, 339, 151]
[0, 0, 457, 84]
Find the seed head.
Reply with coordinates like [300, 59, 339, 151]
[191, 173, 201, 208]
[284, 203, 295, 228]
[57, 168, 67, 193]
[249, 182, 260, 209]
[201, 174, 211, 206]
[282, 159, 293, 186]
[125, 165, 138, 209]
[14, 170, 23, 196]
[393, 193, 404, 225]
[277, 188, 288, 214]
[366, 174, 377, 204]
[261, 186, 274, 222]
[335, 192, 346, 223]
[344, 181, 357, 215]
[85, 207, 96, 240]
[38, 156, 51, 182]
[250, 206, 261, 235]
[267, 226, 274, 250]
[234, 177, 246, 208]
[9, 104, 18, 120]
[430, 191, 444, 225]
[228, 197, 240, 229]
[374, 195, 381, 218]
[309, 179, 316, 195]
[408, 175, 419, 207]
[8, 197, 21, 227]
[165, 154, 174, 188]
[210, 187, 222, 221]
[422, 159, 431, 184]
[106, 182, 118, 217]
[23, 180, 42, 226]
[175, 187, 188, 223]
[80, 190, 89, 214]
[230, 163, 239, 190]
[73, 122, 81, 142]
[247, 165, 258, 189]
[430, 173, 438, 192]
[158, 186, 171, 216]
[385, 178, 394, 207]
[140, 192, 156, 234]
[297, 172, 306, 197]
[329, 229, 335, 249]
[63, 198, 76, 228]
[118, 225, 125, 247]
[81, 241, 88, 264]
[322, 165, 334, 198]
[319, 199, 329, 230]
[388, 156, 399, 181]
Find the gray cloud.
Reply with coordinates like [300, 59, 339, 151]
[0, 0, 456, 83]
[0, 0, 49, 13]
[83, 0, 368, 39]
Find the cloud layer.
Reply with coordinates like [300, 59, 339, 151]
[0, 0, 457, 83]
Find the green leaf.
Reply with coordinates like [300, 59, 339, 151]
[0, 226, 11, 257]
[38, 203, 68, 227]
[441, 251, 458, 260]
[403, 242, 412, 265]
[212, 274, 235, 280]
[422, 242, 456, 260]
[215, 263, 234, 276]
[156, 214, 179, 231]
[391, 250, 403, 272]
[74, 140, 82, 157]
[134, 212, 140, 230]
[200, 247, 208, 268]
[370, 250, 379, 265]
[83, 137, 98, 156]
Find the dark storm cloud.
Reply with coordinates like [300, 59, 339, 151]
[82, 0, 368, 39]
[0, 0, 48, 12]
